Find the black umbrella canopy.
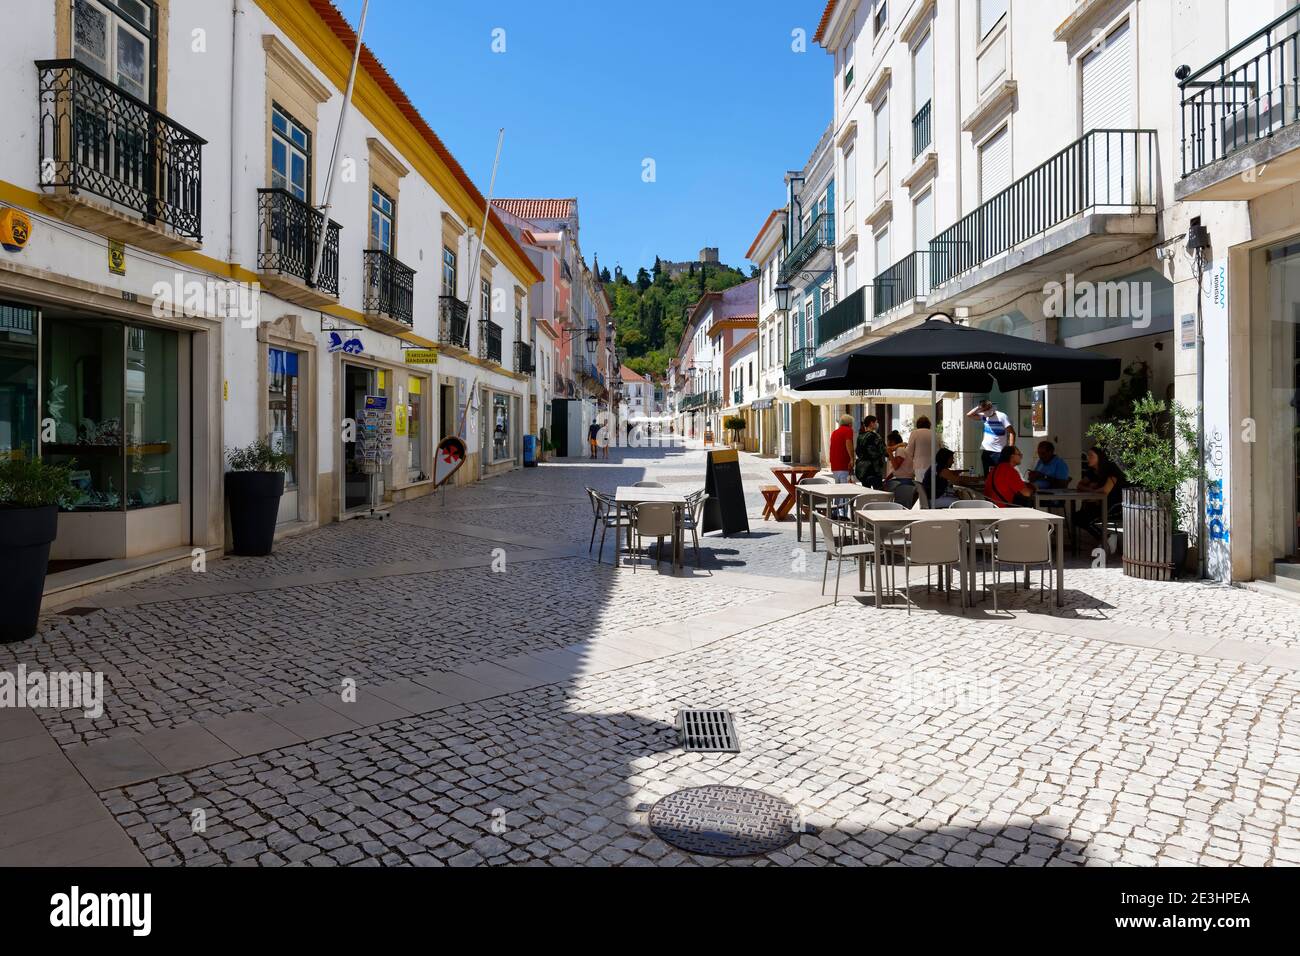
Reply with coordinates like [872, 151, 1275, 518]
[792, 318, 1122, 393]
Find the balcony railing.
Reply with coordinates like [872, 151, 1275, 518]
[780, 212, 835, 281]
[481, 320, 503, 364]
[679, 393, 706, 411]
[515, 340, 535, 374]
[928, 129, 1156, 290]
[816, 286, 869, 348]
[785, 346, 816, 378]
[733, 388, 744, 406]
[438, 295, 470, 348]
[873, 251, 931, 318]
[1179, 6, 1300, 177]
[36, 58, 205, 240]
[912, 100, 933, 159]
[362, 249, 415, 325]
[257, 188, 340, 297]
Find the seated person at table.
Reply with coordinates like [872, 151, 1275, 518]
[984, 445, 1036, 507]
[1028, 440, 1070, 490]
[1074, 446, 1128, 541]
[886, 430, 914, 484]
[921, 448, 968, 508]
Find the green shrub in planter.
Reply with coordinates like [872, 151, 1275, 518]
[723, 414, 747, 446]
[1088, 392, 1206, 575]
[0, 458, 76, 642]
[225, 440, 293, 557]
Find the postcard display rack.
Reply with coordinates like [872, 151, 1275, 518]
[358, 396, 394, 474]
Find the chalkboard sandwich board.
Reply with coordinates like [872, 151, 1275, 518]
[703, 449, 750, 535]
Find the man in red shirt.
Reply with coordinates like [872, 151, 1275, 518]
[828, 414, 855, 483]
[984, 445, 1035, 507]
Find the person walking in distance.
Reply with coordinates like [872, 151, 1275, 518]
[967, 399, 1015, 475]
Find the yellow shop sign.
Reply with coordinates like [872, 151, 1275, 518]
[0, 208, 32, 252]
[403, 349, 439, 365]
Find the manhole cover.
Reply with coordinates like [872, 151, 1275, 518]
[647, 785, 801, 857]
[677, 709, 740, 752]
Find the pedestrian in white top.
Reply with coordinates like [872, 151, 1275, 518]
[904, 416, 934, 478]
[967, 399, 1016, 476]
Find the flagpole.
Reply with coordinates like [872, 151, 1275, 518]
[930, 372, 938, 508]
[311, 0, 370, 291]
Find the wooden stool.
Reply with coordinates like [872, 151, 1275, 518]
[760, 485, 780, 521]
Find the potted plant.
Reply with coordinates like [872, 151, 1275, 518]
[225, 439, 292, 557]
[724, 414, 747, 448]
[0, 457, 75, 642]
[1088, 392, 1205, 580]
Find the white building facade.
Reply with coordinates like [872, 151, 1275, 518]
[0, 0, 539, 596]
[805, 0, 1300, 587]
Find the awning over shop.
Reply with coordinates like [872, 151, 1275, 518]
[773, 386, 955, 406]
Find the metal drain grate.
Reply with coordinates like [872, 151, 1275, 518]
[677, 709, 740, 752]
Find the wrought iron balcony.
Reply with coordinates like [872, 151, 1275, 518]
[928, 129, 1156, 291]
[779, 212, 835, 281]
[1179, 6, 1300, 177]
[785, 346, 816, 378]
[733, 388, 744, 406]
[816, 286, 869, 348]
[912, 100, 932, 159]
[362, 249, 415, 326]
[481, 320, 503, 364]
[873, 251, 931, 318]
[36, 58, 205, 244]
[515, 340, 535, 374]
[257, 188, 340, 298]
[438, 295, 470, 348]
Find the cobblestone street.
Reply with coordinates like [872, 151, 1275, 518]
[3, 444, 1299, 867]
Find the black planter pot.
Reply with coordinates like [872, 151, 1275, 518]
[1172, 531, 1189, 577]
[225, 471, 285, 557]
[0, 504, 58, 643]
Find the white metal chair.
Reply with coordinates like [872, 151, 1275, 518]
[630, 502, 681, 573]
[593, 490, 632, 563]
[858, 501, 908, 598]
[900, 520, 966, 616]
[990, 520, 1055, 612]
[949, 499, 999, 599]
[681, 489, 708, 566]
[633, 480, 665, 488]
[798, 476, 832, 523]
[814, 514, 876, 605]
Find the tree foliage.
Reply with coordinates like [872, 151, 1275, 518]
[604, 259, 750, 378]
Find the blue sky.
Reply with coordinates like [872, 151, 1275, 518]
[332, 0, 829, 274]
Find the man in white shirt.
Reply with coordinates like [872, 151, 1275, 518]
[967, 400, 1016, 475]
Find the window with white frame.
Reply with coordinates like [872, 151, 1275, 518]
[874, 227, 891, 274]
[843, 140, 856, 207]
[843, 36, 856, 92]
[979, 0, 1008, 41]
[874, 0, 888, 37]
[73, 0, 154, 102]
[874, 96, 890, 171]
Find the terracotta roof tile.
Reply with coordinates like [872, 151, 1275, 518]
[493, 199, 577, 221]
[813, 0, 838, 45]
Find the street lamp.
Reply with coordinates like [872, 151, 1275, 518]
[585, 327, 598, 356]
[774, 281, 792, 313]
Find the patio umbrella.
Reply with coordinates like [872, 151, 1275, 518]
[791, 315, 1122, 504]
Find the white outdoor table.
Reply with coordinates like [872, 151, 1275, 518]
[1033, 488, 1111, 555]
[797, 484, 894, 551]
[855, 507, 1065, 608]
[614, 487, 688, 570]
